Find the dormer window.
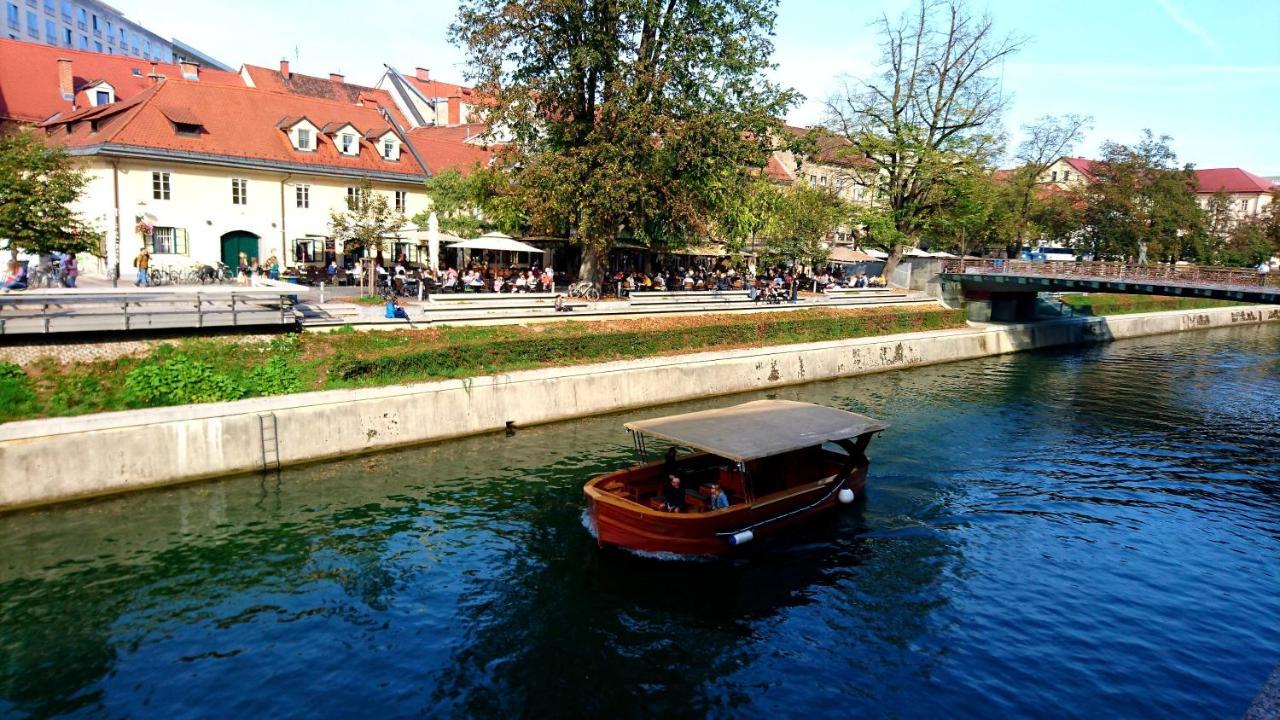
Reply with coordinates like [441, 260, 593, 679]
[340, 133, 356, 155]
[84, 81, 116, 106]
[383, 140, 394, 158]
[160, 106, 204, 138]
[322, 122, 362, 156]
[280, 117, 320, 152]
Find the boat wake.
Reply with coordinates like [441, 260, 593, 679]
[580, 509, 714, 562]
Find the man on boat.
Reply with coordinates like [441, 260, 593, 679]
[663, 476, 686, 512]
[709, 483, 730, 510]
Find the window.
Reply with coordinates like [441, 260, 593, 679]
[382, 139, 398, 160]
[231, 178, 247, 205]
[152, 171, 170, 200]
[296, 128, 312, 150]
[394, 191, 406, 213]
[1063, 170, 1071, 182]
[6, 4, 17, 29]
[26, 9, 36, 36]
[93, 39, 100, 51]
[75, 5, 82, 27]
[1051, 171, 1058, 182]
[59, 0, 67, 20]
[44, 0, 52, 13]
[149, 227, 188, 255]
[346, 186, 357, 208]
[78, 33, 86, 49]
[44, 18, 52, 42]
[61, 26, 68, 44]
[90, 13, 97, 32]
[105, 20, 111, 38]
[295, 184, 310, 209]
[173, 121, 201, 137]
[293, 238, 317, 263]
[339, 133, 355, 154]
[95, 89, 109, 105]
[117, 26, 123, 43]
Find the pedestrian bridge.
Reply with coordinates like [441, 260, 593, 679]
[938, 259, 1280, 321]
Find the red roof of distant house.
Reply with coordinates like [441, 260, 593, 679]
[242, 64, 408, 127]
[764, 154, 795, 182]
[1062, 156, 1095, 179]
[0, 37, 242, 124]
[405, 124, 497, 175]
[40, 80, 426, 180]
[1194, 167, 1277, 194]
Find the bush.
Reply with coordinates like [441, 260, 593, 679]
[0, 362, 36, 422]
[124, 354, 244, 406]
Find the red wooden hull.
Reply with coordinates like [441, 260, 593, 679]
[584, 466, 868, 556]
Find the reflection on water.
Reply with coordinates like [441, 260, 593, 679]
[2, 324, 1278, 719]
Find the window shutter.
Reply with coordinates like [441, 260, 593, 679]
[178, 228, 189, 255]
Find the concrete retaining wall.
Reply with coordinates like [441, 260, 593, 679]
[2, 305, 1278, 511]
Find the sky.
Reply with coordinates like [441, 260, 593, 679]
[118, 0, 1280, 175]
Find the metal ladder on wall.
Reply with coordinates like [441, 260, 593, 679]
[258, 412, 281, 471]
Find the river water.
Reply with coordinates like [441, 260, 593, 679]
[2, 325, 1278, 719]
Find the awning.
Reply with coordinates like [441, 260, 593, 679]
[863, 248, 889, 259]
[448, 232, 546, 254]
[625, 400, 888, 463]
[828, 247, 879, 263]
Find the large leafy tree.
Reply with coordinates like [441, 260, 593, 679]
[824, 0, 1022, 274]
[414, 167, 525, 239]
[1004, 114, 1091, 253]
[758, 184, 851, 269]
[0, 128, 103, 260]
[1080, 131, 1206, 263]
[329, 179, 405, 294]
[453, 0, 795, 283]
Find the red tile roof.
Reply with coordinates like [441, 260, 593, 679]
[242, 64, 408, 127]
[0, 37, 242, 124]
[405, 75, 473, 100]
[1194, 167, 1277, 194]
[41, 80, 425, 180]
[405, 124, 496, 175]
[764, 154, 794, 182]
[1061, 156, 1095, 180]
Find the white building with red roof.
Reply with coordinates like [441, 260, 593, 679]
[1194, 167, 1276, 223]
[376, 66, 485, 128]
[38, 79, 435, 277]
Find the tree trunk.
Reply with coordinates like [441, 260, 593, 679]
[577, 244, 607, 287]
[881, 244, 904, 284]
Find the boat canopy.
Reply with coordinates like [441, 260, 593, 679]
[625, 400, 888, 463]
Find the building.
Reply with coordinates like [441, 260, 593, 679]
[1036, 156, 1094, 189]
[0, 36, 242, 127]
[39, 79, 437, 277]
[2, 0, 226, 69]
[376, 66, 483, 128]
[1194, 168, 1276, 226]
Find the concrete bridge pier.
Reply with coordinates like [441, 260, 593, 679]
[937, 280, 1039, 322]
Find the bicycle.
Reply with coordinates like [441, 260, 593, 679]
[567, 281, 600, 301]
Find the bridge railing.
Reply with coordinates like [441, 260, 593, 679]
[940, 259, 1280, 290]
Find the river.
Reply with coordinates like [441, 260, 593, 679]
[2, 324, 1278, 719]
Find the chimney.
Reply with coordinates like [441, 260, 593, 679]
[280, 59, 290, 79]
[329, 72, 345, 84]
[147, 62, 162, 84]
[178, 60, 200, 80]
[56, 57, 74, 101]
[415, 67, 430, 82]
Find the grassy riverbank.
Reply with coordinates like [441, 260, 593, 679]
[1060, 293, 1242, 316]
[0, 306, 964, 423]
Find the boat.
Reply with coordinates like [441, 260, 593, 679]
[584, 399, 888, 556]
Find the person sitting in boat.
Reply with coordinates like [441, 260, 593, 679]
[662, 475, 686, 512]
[709, 483, 730, 510]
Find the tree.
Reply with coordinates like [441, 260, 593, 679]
[824, 0, 1023, 275]
[923, 171, 1005, 257]
[414, 167, 526, 239]
[1005, 114, 1091, 253]
[0, 128, 103, 260]
[1080, 131, 1206, 263]
[758, 184, 851, 269]
[328, 179, 405, 295]
[453, 0, 795, 283]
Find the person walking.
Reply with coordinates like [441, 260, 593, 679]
[62, 253, 79, 288]
[133, 247, 151, 287]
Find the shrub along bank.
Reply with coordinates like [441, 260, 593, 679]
[0, 306, 964, 423]
[1060, 293, 1242, 316]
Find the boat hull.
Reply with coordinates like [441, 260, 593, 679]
[585, 467, 867, 556]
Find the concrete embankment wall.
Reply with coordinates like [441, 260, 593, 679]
[2, 305, 1277, 512]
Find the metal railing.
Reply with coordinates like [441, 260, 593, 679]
[0, 288, 301, 335]
[940, 259, 1280, 291]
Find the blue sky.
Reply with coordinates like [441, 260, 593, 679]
[122, 0, 1280, 174]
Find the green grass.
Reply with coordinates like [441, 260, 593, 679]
[0, 307, 965, 424]
[1060, 293, 1244, 316]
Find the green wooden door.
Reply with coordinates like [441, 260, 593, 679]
[220, 231, 259, 269]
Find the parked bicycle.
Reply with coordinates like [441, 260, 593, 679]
[27, 262, 64, 289]
[567, 281, 600, 301]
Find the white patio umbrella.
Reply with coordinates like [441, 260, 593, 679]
[447, 232, 546, 254]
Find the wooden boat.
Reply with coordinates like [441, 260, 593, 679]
[584, 400, 888, 556]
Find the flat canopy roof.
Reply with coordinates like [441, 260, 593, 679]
[625, 400, 888, 463]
